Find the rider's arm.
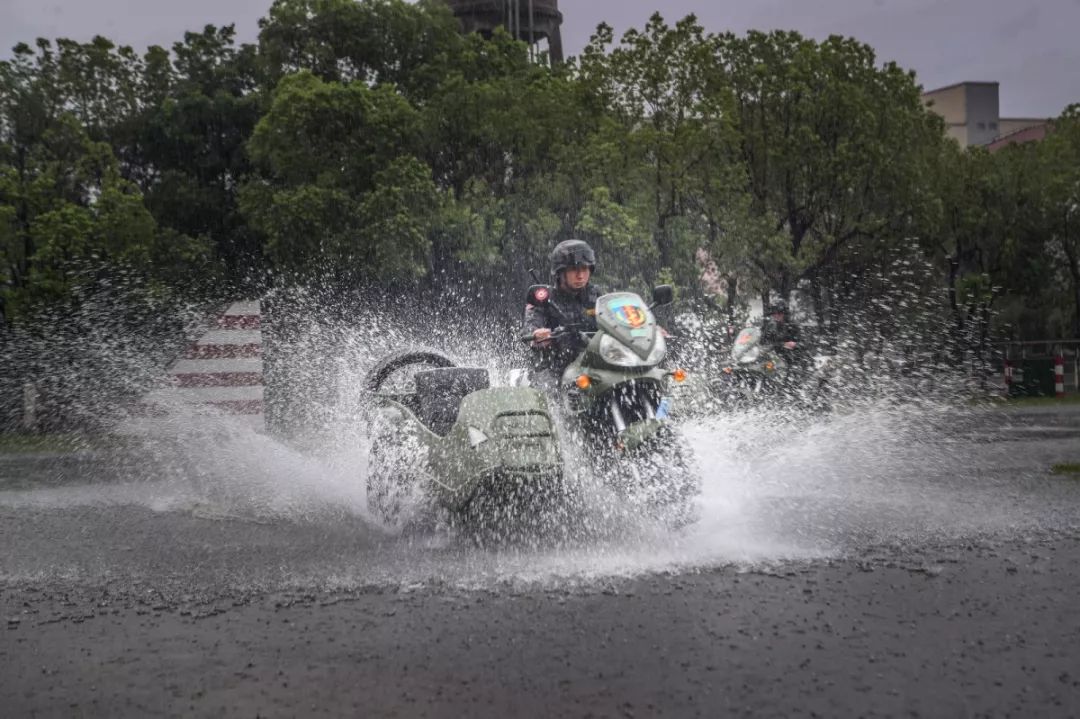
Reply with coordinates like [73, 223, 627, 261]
[760, 321, 777, 345]
[784, 323, 801, 349]
[524, 303, 553, 347]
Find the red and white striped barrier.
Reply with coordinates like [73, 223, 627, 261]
[1055, 355, 1066, 399]
[125, 300, 264, 431]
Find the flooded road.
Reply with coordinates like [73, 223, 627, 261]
[2, 402, 1079, 716]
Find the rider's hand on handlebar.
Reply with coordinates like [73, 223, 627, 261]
[784, 341, 797, 350]
[532, 328, 553, 348]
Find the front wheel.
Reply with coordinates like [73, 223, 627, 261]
[366, 433, 434, 533]
[710, 373, 760, 411]
[616, 437, 701, 528]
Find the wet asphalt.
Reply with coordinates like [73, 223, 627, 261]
[2, 403, 1080, 717]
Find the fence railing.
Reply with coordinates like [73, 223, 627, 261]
[996, 340, 1079, 395]
[996, 339, 1080, 357]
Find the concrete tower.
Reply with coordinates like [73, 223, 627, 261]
[444, 0, 564, 64]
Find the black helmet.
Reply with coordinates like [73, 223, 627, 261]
[549, 239, 596, 277]
[767, 299, 788, 316]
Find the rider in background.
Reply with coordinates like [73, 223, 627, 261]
[524, 239, 602, 387]
[760, 299, 804, 365]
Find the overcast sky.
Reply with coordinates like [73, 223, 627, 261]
[2, 0, 1078, 117]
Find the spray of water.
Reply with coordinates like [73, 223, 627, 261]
[2, 284, 1077, 592]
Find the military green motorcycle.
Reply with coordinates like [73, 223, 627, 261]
[521, 284, 700, 525]
[710, 326, 790, 407]
[364, 285, 699, 536]
[709, 325, 831, 411]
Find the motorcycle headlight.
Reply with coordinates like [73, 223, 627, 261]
[737, 346, 761, 365]
[600, 333, 667, 368]
[599, 334, 645, 367]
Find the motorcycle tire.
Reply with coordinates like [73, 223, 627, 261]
[460, 470, 581, 548]
[615, 439, 702, 529]
[649, 442, 702, 528]
[366, 431, 433, 532]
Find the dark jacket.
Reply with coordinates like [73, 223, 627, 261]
[761, 318, 804, 363]
[524, 283, 602, 375]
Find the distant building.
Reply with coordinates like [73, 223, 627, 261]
[985, 123, 1052, 152]
[921, 81, 1050, 150]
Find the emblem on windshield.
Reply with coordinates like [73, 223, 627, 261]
[613, 304, 647, 328]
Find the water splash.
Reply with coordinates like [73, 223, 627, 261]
[3, 291, 1077, 592]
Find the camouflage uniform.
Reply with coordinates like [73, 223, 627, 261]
[524, 284, 602, 385]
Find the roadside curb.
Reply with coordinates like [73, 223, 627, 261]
[0, 451, 106, 464]
[996, 403, 1080, 416]
[0, 451, 140, 488]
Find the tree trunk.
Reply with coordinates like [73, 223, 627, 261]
[1058, 206, 1080, 338]
[947, 256, 962, 328]
[1065, 241, 1080, 338]
[725, 274, 738, 329]
[1073, 276, 1080, 339]
[656, 215, 673, 275]
[810, 276, 826, 329]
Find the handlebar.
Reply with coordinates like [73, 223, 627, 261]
[519, 327, 595, 344]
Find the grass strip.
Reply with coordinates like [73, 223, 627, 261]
[972, 394, 1080, 408]
[1007, 394, 1080, 406]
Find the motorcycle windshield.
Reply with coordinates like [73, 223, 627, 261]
[731, 327, 761, 361]
[595, 292, 658, 359]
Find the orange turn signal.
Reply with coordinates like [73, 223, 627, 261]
[575, 374, 591, 390]
[765, 361, 775, 371]
[671, 369, 688, 383]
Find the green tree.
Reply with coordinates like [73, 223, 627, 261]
[132, 26, 263, 282]
[418, 30, 596, 288]
[257, 0, 463, 97]
[718, 30, 946, 314]
[918, 141, 1045, 343]
[576, 15, 743, 289]
[0, 115, 209, 321]
[242, 70, 436, 282]
[1037, 105, 1080, 337]
[0, 28, 257, 296]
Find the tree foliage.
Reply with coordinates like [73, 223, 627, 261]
[0, 0, 1077, 341]
[243, 69, 436, 281]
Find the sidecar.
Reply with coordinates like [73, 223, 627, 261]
[365, 350, 564, 530]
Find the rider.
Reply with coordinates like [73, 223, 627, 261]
[525, 239, 602, 387]
[760, 299, 803, 364]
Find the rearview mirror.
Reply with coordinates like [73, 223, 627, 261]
[651, 284, 675, 307]
[527, 285, 552, 305]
